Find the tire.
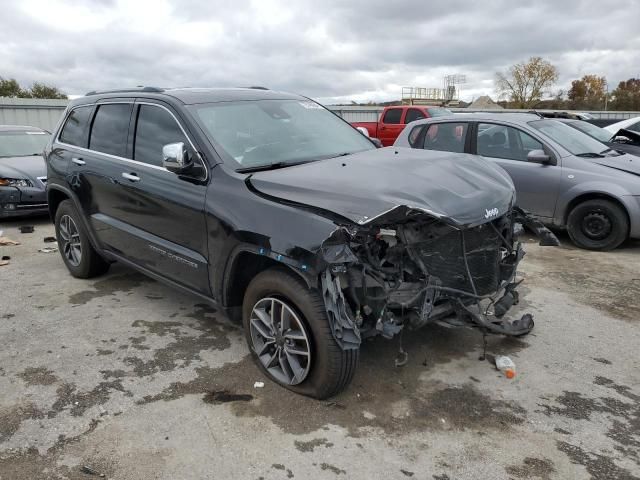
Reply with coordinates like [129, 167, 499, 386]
[242, 268, 358, 399]
[567, 199, 628, 251]
[54, 200, 110, 278]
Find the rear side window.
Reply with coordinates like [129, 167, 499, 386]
[89, 104, 133, 158]
[405, 109, 425, 124]
[59, 106, 92, 147]
[423, 122, 468, 153]
[382, 108, 402, 124]
[134, 105, 189, 167]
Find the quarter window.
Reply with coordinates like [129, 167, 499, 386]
[382, 108, 402, 124]
[89, 104, 132, 158]
[477, 123, 543, 161]
[423, 122, 468, 153]
[134, 105, 189, 167]
[404, 109, 425, 124]
[59, 106, 92, 147]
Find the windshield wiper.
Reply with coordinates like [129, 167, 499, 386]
[236, 160, 310, 173]
[576, 152, 605, 158]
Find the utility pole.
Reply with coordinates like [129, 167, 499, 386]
[604, 79, 608, 111]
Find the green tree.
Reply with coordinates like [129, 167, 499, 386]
[0, 77, 24, 97]
[495, 57, 559, 108]
[0, 77, 67, 99]
[26, 82, 67, 99]
[567, 75, 607, 110]
[610, 78, 640, 111]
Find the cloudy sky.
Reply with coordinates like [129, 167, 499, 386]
[1, 0, 639, 103]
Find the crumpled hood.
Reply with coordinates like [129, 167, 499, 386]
[248, 147, 515, 226]
[0, 155, 46, 182]
[592, 153, 640, 176]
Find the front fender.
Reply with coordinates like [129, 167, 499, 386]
[555, 181, 635, 225]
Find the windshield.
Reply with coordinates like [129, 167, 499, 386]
[188, 99, 374, 169]
[529, 119, 609, 155]
[568, 121, 612, 143]
[427, 107, 453, 117]
[0, 130, 50, 158]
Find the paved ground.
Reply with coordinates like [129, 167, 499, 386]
[0, 216, 639, 480]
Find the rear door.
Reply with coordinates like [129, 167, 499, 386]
[378, 108, 404, 146]
[474, 123, 562, 218]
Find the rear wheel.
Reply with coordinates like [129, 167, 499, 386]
[55, 200, 110, 278]
[567, 199, 628, 251]
[242, 268, 358, 399]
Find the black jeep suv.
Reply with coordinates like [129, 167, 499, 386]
[45, 87, 557, 398]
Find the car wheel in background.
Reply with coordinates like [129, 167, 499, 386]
[567, 199, 628, 251]
[242, 268, 358, 399]
[54, 200, 110, 278]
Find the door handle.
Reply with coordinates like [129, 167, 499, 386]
[121, 172, 140, 182]
[71, 157, 85, 166]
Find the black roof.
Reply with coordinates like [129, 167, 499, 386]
[78, 87, 304, 105]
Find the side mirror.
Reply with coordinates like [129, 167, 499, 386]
[370, 137, 383, 148]
[613, 135, 631, 144]
[162, 142, 192, 173]
[527, 149, 553, 165]
[356, 126, 370, 137]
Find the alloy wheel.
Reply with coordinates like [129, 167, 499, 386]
[249, 297, 311, 385]
[59, 214, 82, 267]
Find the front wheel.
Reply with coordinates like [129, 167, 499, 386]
[242, 268, 358, 399]
[566, 199, 628, 251]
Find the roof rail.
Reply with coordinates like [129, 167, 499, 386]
[248, 86, 269, 90]
[85, 86, 164, 96]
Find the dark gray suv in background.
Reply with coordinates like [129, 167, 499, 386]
[45, 87, 556, 398]
[395, 113, 640, 250]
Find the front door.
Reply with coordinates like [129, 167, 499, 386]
[475, 123, 562, 219]
[378, 108, 405, 146]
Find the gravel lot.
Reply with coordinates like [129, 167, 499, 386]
[1, 216, 639, 480]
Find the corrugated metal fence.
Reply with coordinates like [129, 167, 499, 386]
[0, 97, 69, 132]
[1, 97, 639, 131]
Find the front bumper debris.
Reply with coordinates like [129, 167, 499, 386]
[319, 207, 559, 348]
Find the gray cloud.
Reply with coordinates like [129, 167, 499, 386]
[1, 0, 639, 103]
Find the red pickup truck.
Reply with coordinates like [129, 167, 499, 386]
[351, 105, 452, 146]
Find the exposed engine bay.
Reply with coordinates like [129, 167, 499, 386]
[320, 206, 559, 351]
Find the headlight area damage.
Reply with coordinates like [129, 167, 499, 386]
[319, 205, 559, 352]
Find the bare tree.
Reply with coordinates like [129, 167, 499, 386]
[495, 57, 559, 108]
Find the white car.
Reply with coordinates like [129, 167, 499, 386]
[604, 116, 640, 134]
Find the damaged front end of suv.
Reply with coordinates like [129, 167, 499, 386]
[320, 205, 557, 353]
[247, 148, 560, 358]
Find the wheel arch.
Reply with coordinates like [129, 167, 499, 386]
[222, 248, 315, 317]
[563, 192, 630, 230]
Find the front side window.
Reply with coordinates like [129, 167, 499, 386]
[382, 108, 402, 124]
[59, 106, 92, 147]
[89, 104, 132, 158]
[477, 123, 543, 161]
[189, 99, 374, 169]
[134, 105, 189, 166]
[423, 122, 468, 153]
[628, 120, 640, 133]
[0, 130, 50, 157]
[404, 109, 425, 124]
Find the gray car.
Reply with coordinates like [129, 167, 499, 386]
[394, 113, 640, 250]
[0, 125, 50, 219]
